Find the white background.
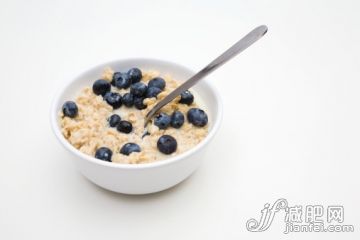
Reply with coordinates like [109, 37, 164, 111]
[0, 0, 359, 239]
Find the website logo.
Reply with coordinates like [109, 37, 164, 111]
[246, 198, 354, 234]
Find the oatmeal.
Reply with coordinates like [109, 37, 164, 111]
[60, 68, 208, 164]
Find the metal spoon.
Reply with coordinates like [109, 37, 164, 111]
[144, 25, 268, 126]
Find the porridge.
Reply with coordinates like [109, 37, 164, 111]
[60, 67, 209, 164]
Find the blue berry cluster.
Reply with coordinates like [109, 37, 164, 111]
[61, 67, 209, 161]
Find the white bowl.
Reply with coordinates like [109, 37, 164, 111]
[50, 58, 222, 194]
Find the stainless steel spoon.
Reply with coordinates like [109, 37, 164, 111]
[144, 25, 268, 126]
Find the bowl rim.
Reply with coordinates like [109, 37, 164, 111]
[50, 58, 223, 169]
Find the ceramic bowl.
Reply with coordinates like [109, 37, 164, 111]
[50, 58, 222, 194]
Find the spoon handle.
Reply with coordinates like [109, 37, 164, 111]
[145, 25, 268, 123]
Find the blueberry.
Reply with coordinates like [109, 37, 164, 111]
[187, 108, 208, 127]
[117, 120, 132, 133]
[62, 101, 78, 118]
[122, 93, 134, 107]
[154, 112, 171, 129]
[134, 97, 147, 110]
[108, 114, 121, 127]
[95, 147, 112, 162]
[170, 111, 185, 128]
[179, 90, 194, 105]
[130, 82, 148, 97]
[92, 79, 111, 96]
[120, 143, 141, 156]
[112, 72, 131, 89]
[145, 87, 162, 98]
[103, 92, 122, 109]
[127, 68, 142, 83]
[157, 135, 177, 154]
[148, 77, 166, 90]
